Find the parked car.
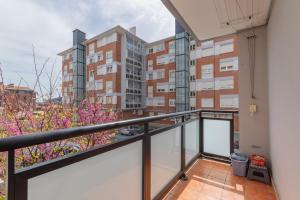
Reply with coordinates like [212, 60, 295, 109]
[118, 126, 143, 136]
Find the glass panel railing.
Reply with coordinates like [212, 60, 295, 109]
[184, 119, 200, 166]
[150, 127, 181, 199]
[203, 119, 231, 157]
[28, 141, 143, 200]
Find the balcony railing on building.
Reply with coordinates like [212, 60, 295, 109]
[0, 109, 237, 200]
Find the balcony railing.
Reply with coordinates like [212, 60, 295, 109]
[0, 109, 237, 200]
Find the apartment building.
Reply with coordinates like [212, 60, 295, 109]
[191, 34, 239, 110]
[59, 26, 239, 123]
[0, 83, 36, 112]
[59, 26, 146, 120]
[145, 37, 176, 117]
[144, 34, 238, 114]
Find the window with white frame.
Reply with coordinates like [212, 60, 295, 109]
[201, 98, 214, 107]
[190, 44, 196, 51]
[219, 57, 238, 72]
[97, 51, 103, 62]
[169, 99, 175, 106]
[106, 81, 113, 93]
[190, 59, 196, 66]
[169, 83, 175, 92]
[156, 70, 164, 79]
[88, 43, 95, 55]
[169, 40, 175, 54]
[148, 86, 153, 97]
[220, 95, 239, 108]
[97, 65, 105, 75]
[196, 79, 214, 90]
[98, 96, 104, 103]
[156, 97, 165, 106]
[148, 60, 153, 71]
[215, 77, 234, 90]
[148, 48, 154, 54]
[106, 51, 113, 64]
[169, 70, 175, 82]
[106, 96, 113, 104]
[155, 43, 164, 52]
[169, 54, 175, 63]
[190, 75, 196, 81]
[95, 80, 103, 90]
[201, 47, 214, 57]
[201, 64, 214, 79]
[89, 70, 94, 81]
[106, 64, 113, 73]
[147, 71, 153, 80]
[156, 54, 169, 65]
[219, 40, 234, 54]
[190, 91, 196, 97]
[157, 83, 168, 92]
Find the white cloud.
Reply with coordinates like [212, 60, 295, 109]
[0, 0, 174, 98]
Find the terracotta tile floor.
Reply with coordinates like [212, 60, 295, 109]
[163, 159, 277, 200]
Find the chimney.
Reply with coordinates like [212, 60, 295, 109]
[129, 27, 136, 35]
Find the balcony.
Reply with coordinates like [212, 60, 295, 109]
[164, 159, 276, 200]
[0, 109, 276, 200]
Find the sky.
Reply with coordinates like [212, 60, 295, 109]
[0, 0, 175, 98]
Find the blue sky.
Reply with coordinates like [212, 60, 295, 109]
[0, 0, 174, 97]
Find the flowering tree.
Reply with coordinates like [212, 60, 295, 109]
[0, 54, 117, 171]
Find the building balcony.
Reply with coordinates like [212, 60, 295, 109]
[0, 109, 277, 200]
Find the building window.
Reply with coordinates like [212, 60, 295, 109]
[190, 44, 196, 51]
[95, 80, 103, 90]
[156, 43, 164, 52]
[201, 64, 214, 79]
[215, 77, 234, 90]
[106, 96, 113, 104]
[190, 91, 196, 97]
[88, 43, 95, 55]
[169, 83, 175, 92]
[148, 86, 153, 97]
[148, 60, 153, 71]
[156, 54, 169, 65]
[169, 99, 175, 107]
[148, 72, 153, 80]
[169, 70, 175, 82]
[97, 51, 103, 62]
[201, 98, 214, 108]
[156, 97, 165, 106]
[106, 51, 113, 64]
[106, 65, 113, 73]
[89, 57, 94, 64]
[169, 40, 175, 54]
[89, 70, 94, 81]
[190, 75, 196, 81]
[156, 70, 164, 79]
[157, 84, 167, 92]
[219, 40, 234, 54]
[148, 48, 153, 54]
[219, 57, 238, 72]
[190, 59, 196, 66]
[190, 107, 196, 110]
[202, 47, 214, 57]
[106, 81, 113, 93]
[220, 95, 239, 108]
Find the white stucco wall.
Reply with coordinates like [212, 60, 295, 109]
[267, 0, 300, 199]
[238, 26, 270, 160]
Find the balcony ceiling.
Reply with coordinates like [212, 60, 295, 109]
[163, 0, 272, 40]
